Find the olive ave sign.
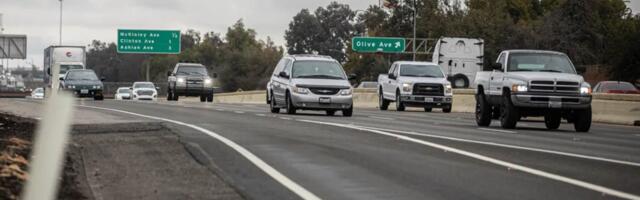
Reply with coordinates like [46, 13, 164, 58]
[352, 37, 405, 53]
[117, 29, 180, 54]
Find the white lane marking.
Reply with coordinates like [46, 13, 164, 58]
[234, 111, 245, 114]
[361, 126, 640, 168]
[215, 108, 225, 111]
[79, 105, 320, 200]
[478, 128, 517, 134]
[368, 116, 395, 121]
[280, 117, 292, 120]
[299, 120, 640, 200]
[256, 114, 266, 117]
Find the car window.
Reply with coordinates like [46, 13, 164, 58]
[291, 60, 346, 80]
[133, 83, 155, 89]
[66, 70, 99, 80]
[60, 65, 84, 74]
[177, 65, 207, 75]
[507, 53, 576, 73]
[118, 88, 131, 93]
[283, 60, 293, 75]
[399, 64, 445, 78]
[388, 64, 396, 74]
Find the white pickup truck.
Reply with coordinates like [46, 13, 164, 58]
[378, 61, 453, 112]
[474, 50, 592, 132]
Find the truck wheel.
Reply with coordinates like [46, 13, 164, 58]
[207, 94, 213, 102]
[424, 107, 432, 112]
[167, 91, 173, 101]
[200, 95, 206, 102]
[573, 107, 592, 132]
[94, 95, 104, 101]
[544, 111, 561, 130]
[326, 110, 336, 116]
[174, 94, 179, 101]
[286, 93, 296, 115]
[500, 93, 519, 129]
[270, 95, 280, 113]
[343, 106, 353, 117]
[379, 91, 389, 110]
[395, 91, 405, 111]
[475, 93, 492, 126]
[452, 75, 469, 88]
[442, 106, 452, 113]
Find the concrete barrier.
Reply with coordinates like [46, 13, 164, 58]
[213, 89, 640, 126]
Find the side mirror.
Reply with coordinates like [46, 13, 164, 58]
[492, 63, 503, 71]
[388, 73, 396, 79]
[348, 73, 357, 80]
[212, 73, 218, 78]
[167, 71, 172, 77]
[47, 68, 51, 75]
[59, 77, 64, 81]
[100, 77, 106, 81]
[279, 71, 289, 79]
[129, 87, 133, 90]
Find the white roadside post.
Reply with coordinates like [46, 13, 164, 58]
[22, 92, 74, 200]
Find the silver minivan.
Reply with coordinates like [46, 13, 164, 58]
[266, 55, 355, 116]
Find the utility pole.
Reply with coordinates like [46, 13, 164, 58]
[412, 0, 417, 61]
[59, 0, 63, 45]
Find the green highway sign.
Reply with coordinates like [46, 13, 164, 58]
[352, 37, 405, 53]
[117, 29, 180, 54]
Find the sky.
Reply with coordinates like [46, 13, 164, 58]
[0, 0, 638, 70]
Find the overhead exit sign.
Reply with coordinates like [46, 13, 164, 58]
[352, 37, 405, 53]
[117, 29, 180, 54]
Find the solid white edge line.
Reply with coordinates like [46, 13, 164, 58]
[362, 126, 640, 168]
[79, 105, 321, 200]
[299, 119, 640, 200]
[477, 127, 517, 134]
[368, 116, 395, 121]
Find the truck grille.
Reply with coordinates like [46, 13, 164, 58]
[136, 90, 154, 95]
[529, 80, 580, 93]
[309, 88, 340, 95]
[413, 83, 444, 96]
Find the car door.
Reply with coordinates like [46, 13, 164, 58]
[383, 64, 397, 99]
[489, 52, 507, 97]
[389, 64, 401, 98]
[274, 58, 292, 104]
[269, 58, 286, 102]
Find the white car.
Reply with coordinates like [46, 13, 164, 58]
[30, 88, 44, 99]
[114, 87, 132, 100]
[131, 82, 158, 101]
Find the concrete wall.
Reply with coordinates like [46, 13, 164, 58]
[214, 89, 640, 126]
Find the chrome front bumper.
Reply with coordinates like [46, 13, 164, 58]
[511, 93, 591, 109]
[290, 93, 353, 110]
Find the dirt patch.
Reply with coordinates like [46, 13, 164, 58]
[0, 113, 85, 200]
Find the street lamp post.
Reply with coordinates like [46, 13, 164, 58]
[412, 0, 417, 61]
[59, 0, 63, 45]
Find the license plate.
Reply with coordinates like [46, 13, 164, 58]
[80, 89, 89, 94]
[424, 98, 434, 102]
[549, 101, 562, 108]
[319, 97, 331, 104]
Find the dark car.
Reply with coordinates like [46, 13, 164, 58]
[593, 81, 639, 94]
[166, 63, 216, 102]
[60, 69, 105, 100]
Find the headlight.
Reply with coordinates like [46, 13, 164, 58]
[580, 83, 591, 95]
[402, 82, 412, 92]
[339, 88, 352, 96]
[67, 85, 74, 89]
[293, 86, 309, 94]
[511, 84, 528, 92]
[204, 78, 212, 84]
[445, 84, 453, 94]
[177, 78, 185, 83]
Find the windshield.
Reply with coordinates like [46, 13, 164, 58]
[177, 65, 207, 75]
[508, 53, 576, 73]
[292, 61, 346, 80]
[65, 70, 99, 81]
[602, 82, 637, 91]
[117, 88, 131, 93]
[34, 88, 43, 93]
[60, 65, 84, 74]
[133, 83, 155, 89]
[400, 64, 445, 78]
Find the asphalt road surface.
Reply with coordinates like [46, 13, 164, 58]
[17, 99, 640, 200]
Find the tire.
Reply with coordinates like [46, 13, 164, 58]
[379, 91, 389, 110]
[200, 95, 206, 102]
[269, 94, 280, 113]
[343, 106, 353, 117]
[544, 111, 561, 130]
[424, 107, 432, 112]
[94, 95, 104, 101]
[395, 91, 405, 111]
[452, 75, 469, 88]
[442, 106, 452, 113]
[174, 94, 179, 101]
[207, 93, 213, 102]
[475, 93, 492, 126]
[167, 90, 173, 101]
[266, 91, 271, 104]
[286, 93, 296, 115]
[326, 110, 336, 116]
[500, 93, 519, 129]
[573, 107, 592, 132]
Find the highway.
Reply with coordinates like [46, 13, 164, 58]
[16, 98, 640, 199]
